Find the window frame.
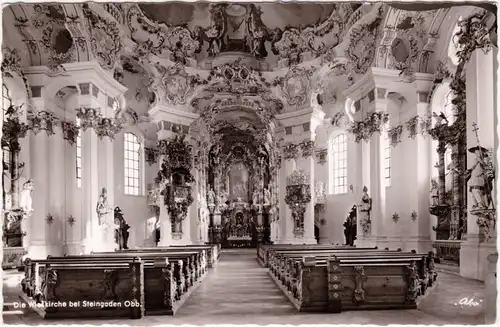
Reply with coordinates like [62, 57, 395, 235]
[331, 133, 348, 194]
[123, 132, 142, 196]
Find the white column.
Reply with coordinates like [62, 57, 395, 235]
[96, 131, 116, 251]
[278, 155, 294, 243]
[356, 139, 372, 247]
[298, 143, 317, 244]
[460, 48, 497, 281]
[189, 159, 200, 245]
[48, 124, 65, 256]
[404, 98, 432, 253]
[63, 120, 78, 255]
[28, 128, 50, 259]
[80, 123, 99, 253]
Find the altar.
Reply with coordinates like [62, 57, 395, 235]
[221, 199, 256, 248]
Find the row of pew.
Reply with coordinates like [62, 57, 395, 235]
[20, 244, 221, 319]
[258, 244, 437, 313]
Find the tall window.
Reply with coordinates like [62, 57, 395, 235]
[76, 118, 82, 188]
[332, 134, 348, 194]
[383, 130, 391, 187]
[124, 132, 141, 195]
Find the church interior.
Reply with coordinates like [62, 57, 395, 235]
[1, 1, 497, 325]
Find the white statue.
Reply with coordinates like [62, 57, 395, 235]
[468, 146, 494, 210]
[96, 187, 113, 226]
[430, 179, 439, 206]
[20, 179, 34, 214]
[207, 188, 216, 205]
[360, 186, 372, 215]
[263, 188, 271, 205]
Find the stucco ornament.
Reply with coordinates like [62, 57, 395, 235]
[150, 63, 204, 106]
[345, 4, 384, 79]
[205, 59, 271, 95]
[1, 47, 23, 78]
[273, 66, 315, 108]
[27, 110, 59, 136]
[82, 3, 123, 70]
[126, 5, 199, 65]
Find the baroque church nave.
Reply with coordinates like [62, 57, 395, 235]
[1, 1, 497, 324]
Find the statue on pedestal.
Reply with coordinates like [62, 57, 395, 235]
[467, 146, 494, 210]
[430, 179, 439, 206]
[360, 186, 372, 237]
[96, 188, 113, 226]
[114, 207, 130, 250]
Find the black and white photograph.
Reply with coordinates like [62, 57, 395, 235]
[0, 0, 497, 325]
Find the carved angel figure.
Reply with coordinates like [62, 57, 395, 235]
[430, 179, 439, 206]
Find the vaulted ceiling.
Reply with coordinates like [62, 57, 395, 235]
[2, 2, 496, 141]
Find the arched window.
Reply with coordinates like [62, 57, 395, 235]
[76, 118, 82, 188]
[331, 134, 348, 194]
[124, 132, 142, 195]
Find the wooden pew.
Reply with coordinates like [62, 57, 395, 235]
[21, 250, 208, 317]
[66, 251, 205, 294]
[19, 259, 145, 319]
[265, 249, 437, 313]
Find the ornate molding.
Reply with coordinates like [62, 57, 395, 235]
[388, 125, 403, 147]
[315, 148, 327, 165]
[60, 121, 79, 146]
[94, 118, 123, 140]
[273, 66, 314, 108]
[346, 111, 389, 143]
[300, 140, 315, 158]
[353, 266, 367, 303]
[27, 110, 58, 136]
[145, 147, 159, 165]
[76, 107, 101, 131]
[82, 4, 123, 70]
[283, 143, 299, 161]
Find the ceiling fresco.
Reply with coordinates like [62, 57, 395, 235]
[1, 2, 497, 142]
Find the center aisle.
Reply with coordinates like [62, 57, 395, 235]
[177, 248, 297, 322]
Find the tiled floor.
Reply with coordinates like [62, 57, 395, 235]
[2, 249, 486, 325]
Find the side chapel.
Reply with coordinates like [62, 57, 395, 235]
[1, 2, 497, 284]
